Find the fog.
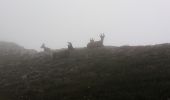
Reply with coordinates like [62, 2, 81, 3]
[0, 0, 170, 50]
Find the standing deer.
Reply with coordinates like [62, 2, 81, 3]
[41, 43, 51, 52]
[67, 42, 74, 50]
[87, 33, 105, 48]
[94, 33, 105, 47]
[53, 42, 73, 59]
[40, 43, 53, 57]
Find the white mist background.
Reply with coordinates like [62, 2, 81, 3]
[0, 0, 170, 50]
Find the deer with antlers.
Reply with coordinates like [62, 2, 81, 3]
[87, 33, 105, 48]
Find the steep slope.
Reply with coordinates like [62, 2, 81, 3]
[0, 42, 170, 100]
[0, 41, 37, 65]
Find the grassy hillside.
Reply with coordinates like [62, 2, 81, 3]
[0, 42, 170, 100]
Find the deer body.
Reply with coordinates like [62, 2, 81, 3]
[87, 39, 95, 48]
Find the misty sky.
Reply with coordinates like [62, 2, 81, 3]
[0, 0, 170, 50]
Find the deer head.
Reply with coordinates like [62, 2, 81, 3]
[100, 33, 105, 45]
[100, 33, 105, 40]
[67, 42, 70, 45]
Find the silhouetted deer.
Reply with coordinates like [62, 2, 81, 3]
[40, 43, 53, 57]
[53, 42, 73, 59]
[87, 33, 105, 48]
[41, 43, 51, 52]
[67, 42, 74, 50]
[87, 38, 95, 48]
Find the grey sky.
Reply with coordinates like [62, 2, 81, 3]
[0, 0, 170, 50]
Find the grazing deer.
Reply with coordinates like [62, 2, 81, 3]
[87, 33, 105, 48]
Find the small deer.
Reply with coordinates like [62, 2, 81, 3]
[53, 42, 73, 59]
[41, 43, 51, 52]
[40, 43, 53, 57]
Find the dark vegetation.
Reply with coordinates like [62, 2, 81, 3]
[0, 41, 170, 100]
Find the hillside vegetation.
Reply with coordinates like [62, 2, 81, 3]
[0, 41, 170, 100]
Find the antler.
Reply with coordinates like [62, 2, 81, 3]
[100, 33, 105, 37]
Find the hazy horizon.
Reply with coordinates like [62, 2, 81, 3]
[0, 0, 170, 50]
